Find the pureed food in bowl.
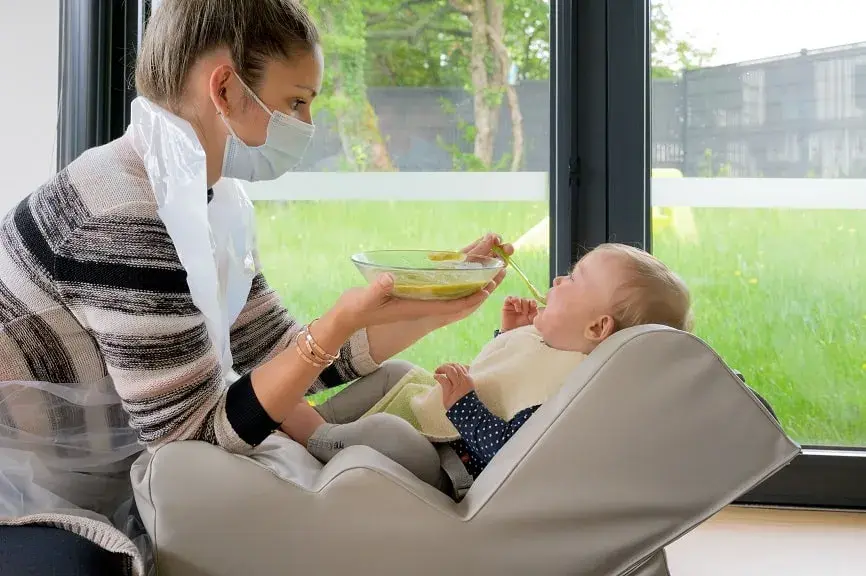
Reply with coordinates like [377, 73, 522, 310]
[351, 250, 505, 300]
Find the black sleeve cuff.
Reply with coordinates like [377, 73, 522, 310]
[318, 363, 343, 388]
[225, 373, 281, 447]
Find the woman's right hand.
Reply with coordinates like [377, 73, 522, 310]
[332, 273, 495, 332]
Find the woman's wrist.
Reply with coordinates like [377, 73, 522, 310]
[366, 316, 445, 364]
[250, 308, 355, 424]
[310, 306, 357, 353]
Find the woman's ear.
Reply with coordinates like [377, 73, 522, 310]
[584, 314, 615, 343]
[209, 65, 235, 117]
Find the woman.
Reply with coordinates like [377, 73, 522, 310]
[0, 0, 511, 573]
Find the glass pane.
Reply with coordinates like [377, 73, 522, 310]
[249, 1, 551, 397]
[0, 1, 59, 214]
[650, 0, 865, 446]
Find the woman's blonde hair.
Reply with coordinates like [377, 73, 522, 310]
[593, 243, 693, 332]
[135, 0, 319, 111]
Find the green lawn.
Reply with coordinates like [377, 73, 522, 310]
[255, 201, 865, 447]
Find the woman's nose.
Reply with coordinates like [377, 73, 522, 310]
[298, 111, 314, 125]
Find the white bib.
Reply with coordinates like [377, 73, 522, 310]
[409, 326, 587, 440]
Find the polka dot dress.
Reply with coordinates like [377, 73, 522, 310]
[446, 391, 539, 478]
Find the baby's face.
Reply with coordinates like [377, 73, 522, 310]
[534, 250, 625, 353]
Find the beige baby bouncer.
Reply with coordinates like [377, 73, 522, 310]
[131, 324, 798, 576]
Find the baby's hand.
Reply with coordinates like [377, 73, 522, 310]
[501, 296, 539, 332]
[434, 363, 475, 409]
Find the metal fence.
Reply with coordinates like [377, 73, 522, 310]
[300, 42, 866, 178]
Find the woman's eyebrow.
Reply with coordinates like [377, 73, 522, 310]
[295, 84, 318, 97]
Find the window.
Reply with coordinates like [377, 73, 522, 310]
[649, 0, 866, 505]
[67, 0, 866, 509]
[651, 0, 866, 447]
[0, 0, 59, 213]
[243, 1, 551, 377]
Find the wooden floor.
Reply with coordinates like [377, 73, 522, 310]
[667, 506, 866, 575]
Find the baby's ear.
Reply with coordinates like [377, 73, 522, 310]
[584, 314, 615, 343]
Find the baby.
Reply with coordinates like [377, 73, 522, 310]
[430, 242, 693, 479]
[303, 243, 693, 494]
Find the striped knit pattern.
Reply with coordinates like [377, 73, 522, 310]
[0, 133, 379, 464]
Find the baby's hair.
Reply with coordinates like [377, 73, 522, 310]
[591, 243, 693, 332]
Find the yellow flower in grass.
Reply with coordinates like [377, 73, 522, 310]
[734, 270, 742, 277]
[862, 363, 866, 371]
[748, 278, 758, 285]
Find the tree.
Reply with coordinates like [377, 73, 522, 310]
[364, 0, 549, 171]
[651, 1, 715, 78]
[305, 0, 707, 171]
[305, 0, 395, 171]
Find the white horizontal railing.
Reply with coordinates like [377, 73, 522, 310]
[652, 178, 866, 209]
[243, 172, 866, 209]
[243, 171, 548, 202]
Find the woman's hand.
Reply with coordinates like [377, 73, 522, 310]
[336, 233, 513, 333]
[501, 296, 539, 332]
[333, 273, 498, 334]
[434, 363, 475, 409]
[463, 233, 514, 261]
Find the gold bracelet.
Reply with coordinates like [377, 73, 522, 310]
[293, 332, 331, 368]
[301, 320, 341, 363]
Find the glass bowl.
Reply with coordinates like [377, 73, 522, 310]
[351, 250, 505, 300]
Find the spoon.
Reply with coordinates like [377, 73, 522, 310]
[493, 246, 547, 305]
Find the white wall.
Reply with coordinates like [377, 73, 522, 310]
[0, 0, 60, 216]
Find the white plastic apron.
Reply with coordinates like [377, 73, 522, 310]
[129, 97, 258, 374]
[0, 97, 256, 528]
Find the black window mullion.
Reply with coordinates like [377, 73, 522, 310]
[57, 0, 145, 170]
[549, 0, 577, 281]
[606, 0, 651, 251]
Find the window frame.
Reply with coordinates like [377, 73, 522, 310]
[552, 0, 866, 510]
[57, 0, 145, 170]
[58, 0, 866, 510]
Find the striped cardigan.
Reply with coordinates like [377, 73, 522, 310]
[0, 132, 378, 505]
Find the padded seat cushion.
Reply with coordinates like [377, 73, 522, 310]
[132, 325, 799, 576]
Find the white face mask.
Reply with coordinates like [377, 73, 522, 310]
[220, 72, 315, 182]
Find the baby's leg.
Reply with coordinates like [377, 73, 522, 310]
[307, 414, 442, 487]
[284, 359, 417, 444]
[313, 359, 415, 423]
[305, 360, 443, 487]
